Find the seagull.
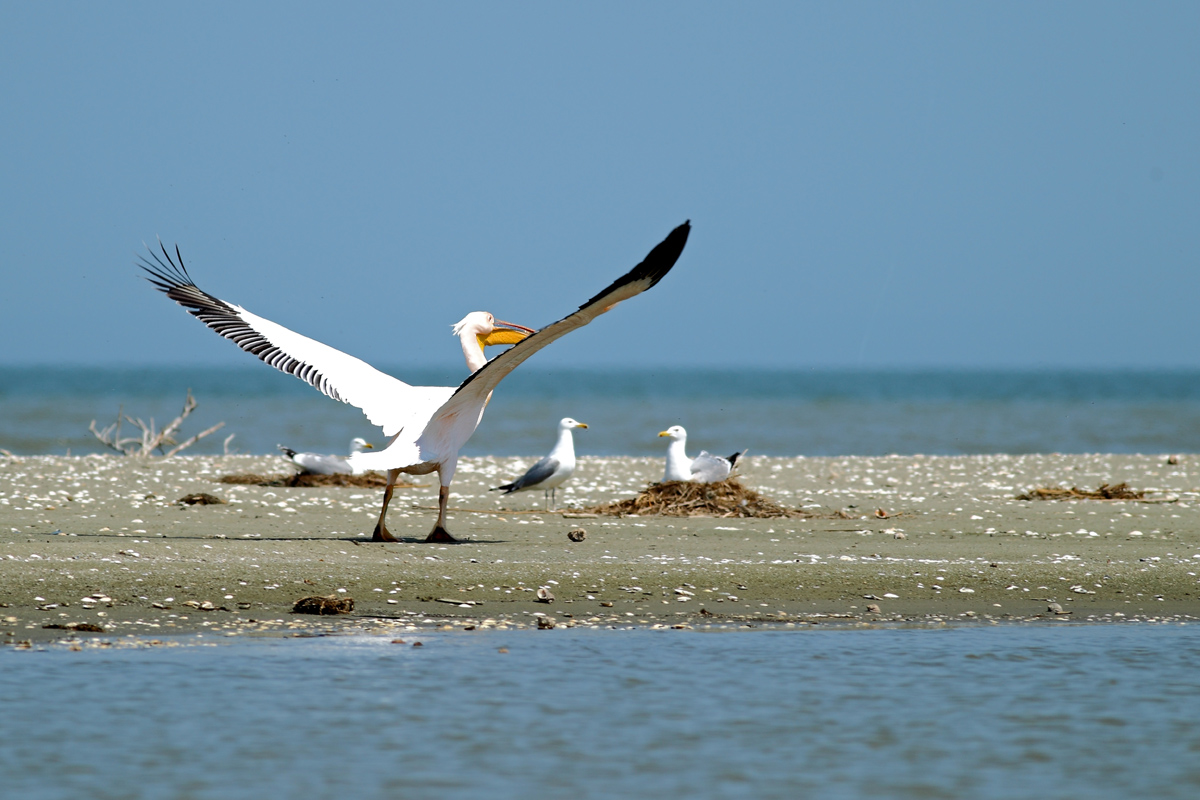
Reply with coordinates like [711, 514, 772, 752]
[141, 221, 690, 543]
[658, 425, 744, 483]
[278, 437, 374, 475]
[491, 417, 588, 510]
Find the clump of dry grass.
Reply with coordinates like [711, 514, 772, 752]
[292, 595, 355, 615]
[177, 492, 226, 505]
[585, 478, 805, 518]
[218, 472, 409, 488]
[1016, 482, 1146, 501]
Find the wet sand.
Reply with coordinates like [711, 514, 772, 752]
[3, 452, 1199, 644]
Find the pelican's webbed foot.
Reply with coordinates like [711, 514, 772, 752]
[425, 525, 459, 544]
[372, 523, 399, 543]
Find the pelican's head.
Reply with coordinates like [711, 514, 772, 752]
[452, 312, 535, 352]
[658, 425, 687, 441]
[349, 437, 374, 454]
[560, 417, 588, 430]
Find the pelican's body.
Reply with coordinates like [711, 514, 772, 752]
[659, 425, 743, 483]
[278, 436, 374, 475]
[141, 221, 690, 542]
[491, 417, 588, 510]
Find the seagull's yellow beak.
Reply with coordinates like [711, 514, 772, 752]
[658, 430, 671, 437]
[575, 422, 589, 429]
[362, 443, 374, 450]
[478, 320, 535, 350]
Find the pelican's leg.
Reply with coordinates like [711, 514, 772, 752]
[371, 468, 402, 542]
[425, 463, 459, 543]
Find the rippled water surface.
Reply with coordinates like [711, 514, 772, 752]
[3, 366, 1199, 457]
[3, 624, 1199, 799]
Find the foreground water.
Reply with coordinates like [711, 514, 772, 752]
[3, 624, 1199, 799]
[3, 366, 1199, 457]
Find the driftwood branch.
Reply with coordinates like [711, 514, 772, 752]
[89, 389, 226, 457]
[164, 421, 226, 457]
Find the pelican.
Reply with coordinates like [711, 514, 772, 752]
[491, 417, 588, 510]
[141, 221, 690, 542]
[658, 425, 744, 483]
[278, 437, 374, 475]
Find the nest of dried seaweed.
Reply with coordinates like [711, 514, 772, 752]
[1016, 482, 1146, 501]
[218, 472, 407, 488]
[585, 478, 805, 518]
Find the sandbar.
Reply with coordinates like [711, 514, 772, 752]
[2, 452, 1198, 645]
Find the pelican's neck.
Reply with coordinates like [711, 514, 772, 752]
[663, 436, 690, 481]
[459, 330, 488, 373]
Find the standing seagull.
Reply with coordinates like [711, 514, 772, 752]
[658, 425, 744, 483]
[141, 221, 690, 542]
[278, 437, 374, 475]
[491, 417, 588, 510]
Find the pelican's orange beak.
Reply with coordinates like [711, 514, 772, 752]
[479, 320, 535, 349]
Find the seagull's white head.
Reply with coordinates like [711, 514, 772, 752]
[560, 417, 588, 430]
[349, 437, 374, 453]
[658, 425, 687, 441]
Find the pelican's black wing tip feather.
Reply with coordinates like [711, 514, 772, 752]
[640, 219, 690, 290]
[577, 219, 690, 313]
[136, 238, 195, 294]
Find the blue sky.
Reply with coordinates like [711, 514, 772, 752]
[2, 2, 1197, 370]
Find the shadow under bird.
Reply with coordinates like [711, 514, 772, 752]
[491, 417, 588, 511]
[278, 437, 374, 475]
[658, 425, 744, 483]
[140, 221, 690, 543]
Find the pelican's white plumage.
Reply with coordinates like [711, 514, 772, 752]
[491, 417, 588, 510]
[658, 425, 744, 483]
[141, 221, 690, 542]
[278, 437, 374, 475]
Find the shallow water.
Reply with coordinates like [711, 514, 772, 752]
[3, 624, 1199, 799]
[3, 366, 1199, 457]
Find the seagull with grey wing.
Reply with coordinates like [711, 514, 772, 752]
[491, 417, 588, 510]
[658, 425, 745, 483]
[278, 437, 374, 475]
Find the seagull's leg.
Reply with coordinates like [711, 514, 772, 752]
[426, 463, 459, 543]
[371, 468, 402, 542]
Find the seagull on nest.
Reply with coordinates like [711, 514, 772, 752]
[278, 437, 374, 475]
[658, 425, 744, 483]
[491, 417, 588, 510]
[141, 221, 689, 543]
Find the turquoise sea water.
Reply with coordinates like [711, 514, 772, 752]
[3, 624, 1199, 799]
[2, 366, 1199, 457]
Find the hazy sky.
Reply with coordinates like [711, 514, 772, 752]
[2, 2, 1196, 370]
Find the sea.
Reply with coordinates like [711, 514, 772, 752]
[2, 365, 1199, 457]
[4, 366, 1200, 798]
[2, 625, 1199, 799]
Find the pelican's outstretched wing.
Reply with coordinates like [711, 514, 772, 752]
[140, 243, 451, 437]
[423, 221, 691, 439]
